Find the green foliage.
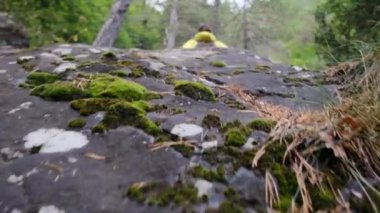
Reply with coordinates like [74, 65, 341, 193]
[0, 0, 163, 49]
[315, 0, 380, 63]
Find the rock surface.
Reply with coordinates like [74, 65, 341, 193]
[0, 44, 337, 212]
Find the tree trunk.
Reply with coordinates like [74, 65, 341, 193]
[165, 0, 179, 49]
[213, 0, 221, 35]
[242, 0, 249, 49]
[93, 0, 131, 47]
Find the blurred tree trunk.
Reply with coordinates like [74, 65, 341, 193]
[93, 0, 131, 47]
[165, 0, 179, 49]
[213, 0, 221, 35]
[242, 0, 249, 49]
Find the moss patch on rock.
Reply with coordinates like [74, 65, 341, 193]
[125, 181, 204, 207]
[210, 60, 227, 68]
[92, 124, 106, 134]
[189, 165, 225, 182]
[68, 118, 86, 129]
[202, 113, 221, 128]
[102, 101, 161, 136]
[247, 118, 277, 132]
[172, 144, 195, 158]
[25, 71, 60, 86]
[88, 74, 147, 101]
[70, 98, 118, 116]
[174, 80, 215, 101]
[31, 81, 87, 101]
[225, 128, 248, 147]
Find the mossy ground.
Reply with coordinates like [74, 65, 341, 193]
[68, 118, 86, 129]
[25, 71, 60, 86]
[174, 80, 215, 101]
[31, 81, 87, 101]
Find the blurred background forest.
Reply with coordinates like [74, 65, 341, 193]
[0, 0, 378, 70]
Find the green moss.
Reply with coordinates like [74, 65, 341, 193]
[210, 60, 227, 68]
[224, 187, 239, 201]
[214, 201, 244, 213]
[88, 74, 147, 101]
[25, 71, 60, 86]
[110, 70, 129, 77]
[275, 196, 292, 212]
[190, 165, 225, 182]
[70, 98, 118, 116]
[164, 73, 176, 85]
[128, 66, 145, 78]
[68, 118, 86, 129]
[225, 128, 248, 147]
[91, 124, 106, 134]
[126, 181, 203, 207]
[31, 81, 87, 101]
[202, 113, 221, 128]
[102, 101, 161, 136]
[172, 144, 194, 158]
[62, 55, 76, 61]
[247, 118, 277, 132]
[101, 51, 117, 60]
[131, 100, 151, 112]
[310, 186, 336, 210]
[174, 80, 215, 101]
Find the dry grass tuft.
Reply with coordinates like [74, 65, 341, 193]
[225, 49, 380, 212]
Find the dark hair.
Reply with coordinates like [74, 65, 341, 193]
[198, 24, 212, 33]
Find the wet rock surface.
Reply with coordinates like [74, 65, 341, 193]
[0, 44, 337, 212]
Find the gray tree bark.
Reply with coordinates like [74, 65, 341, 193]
[93, 0, 132, 47]
[213, 0, 221, 35]
[165, 0, 179, 49]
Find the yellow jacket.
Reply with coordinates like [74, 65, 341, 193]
[182, 31, 228, 49]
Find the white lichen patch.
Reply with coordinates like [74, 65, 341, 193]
[195, 179, 213, 197]
[201, 140, 218, 150]
[53, 62, 77, 74]
[7, 174, 24, 184]
[24, 128, 89, 153]
[171, 123, 203, 138]
[39, 205, 65, 213]
[8, 102, 32, 114]
[0, 69, 7, 74]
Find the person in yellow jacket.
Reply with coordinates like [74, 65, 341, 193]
[182, 24, 228, 49]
